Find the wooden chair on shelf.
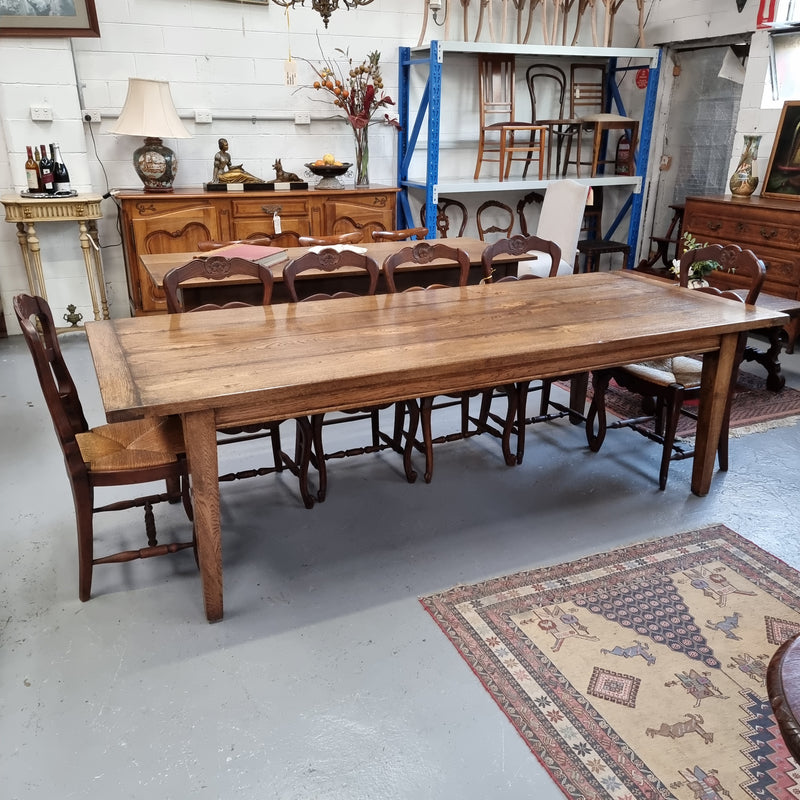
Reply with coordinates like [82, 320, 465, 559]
[297, 230, 365, 247]
[420, 198, 468, 239]
[13, 293, 195, 602]
[575, 186, 631, 272]
[585, 244, 766, 490]
[525, 63, 577, 178]
[473, 53, 548, 181]
[370, 227, 428, 242]
[382, 242, 484, 484]
[283, 248, 407, 502]
[562, 63, 639, 178]
[476, 200, 515, 242]
[162, 256, 316, 509]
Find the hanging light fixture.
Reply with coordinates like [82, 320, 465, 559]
[270, 0, 374, 29]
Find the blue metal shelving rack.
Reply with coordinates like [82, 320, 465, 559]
[396, 41, 662, 267]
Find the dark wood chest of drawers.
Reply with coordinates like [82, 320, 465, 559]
[684, 194, 800, 349]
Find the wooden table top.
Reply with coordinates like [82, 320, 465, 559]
[86, 270, 785, 427]
[139, 237, 520, 288]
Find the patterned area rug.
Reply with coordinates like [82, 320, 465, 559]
[563, 370, 800, 439]
[421, 525, 800, 800]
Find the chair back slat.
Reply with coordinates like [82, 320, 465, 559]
[382, 242, 471, 293]
[163, 256, 274, 313]
[679, 243, 766, 305]
[481, 235, 562, 282]
[283, 249, 380, 302]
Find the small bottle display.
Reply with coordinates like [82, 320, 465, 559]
[51, 142, 71, 193]
[39, 143, 55, 194]
[24, 146, 39, 192]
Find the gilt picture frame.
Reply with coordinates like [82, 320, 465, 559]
[0, 0, 100, 38]
[762, 100, 800, 200]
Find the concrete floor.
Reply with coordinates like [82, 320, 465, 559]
[2, 330, 799, 800]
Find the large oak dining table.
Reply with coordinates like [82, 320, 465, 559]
[85, 270, 786, 622]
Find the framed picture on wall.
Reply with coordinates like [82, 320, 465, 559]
[0, 1, 100, 38]
[763, 100, 800, 199]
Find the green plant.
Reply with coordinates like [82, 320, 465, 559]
[669, 231, 721, 281]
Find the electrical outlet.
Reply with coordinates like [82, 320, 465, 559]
[195, 110, 213, 124]
[30, 105, 53, 121]
[82, 110, 101, 123]
[659, 155, 672, 171]
[294, 112, 311, 125]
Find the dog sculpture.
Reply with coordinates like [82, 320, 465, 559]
[272, 159, 301, 183]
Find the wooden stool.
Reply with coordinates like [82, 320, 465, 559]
[576, 238, 630, 272]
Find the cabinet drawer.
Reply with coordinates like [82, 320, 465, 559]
[685, 206, 800, 251]
[233, 217, 311, 238]
[231, 197, 311, 218]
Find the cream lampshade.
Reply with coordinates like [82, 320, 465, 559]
[110, 78, 192, 193]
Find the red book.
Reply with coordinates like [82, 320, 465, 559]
[207, 243, 288, 268]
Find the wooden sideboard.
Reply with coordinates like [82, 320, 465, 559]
[116, 186, 399, 315]
[683, 194, 800, 351]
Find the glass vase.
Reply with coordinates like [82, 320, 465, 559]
[729, 134, 761, 198]
[353, 125, 369, 187]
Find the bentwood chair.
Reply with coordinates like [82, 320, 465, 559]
[283, 248, 395, 502]
[586, 244, 766, 490]
[382, 242, 482, 484]
[525, 63, 576, 178]
[14, 293, 195, 602]
[163, 256, 315, 510]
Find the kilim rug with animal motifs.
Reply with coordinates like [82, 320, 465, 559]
[421, 525, 800, 800]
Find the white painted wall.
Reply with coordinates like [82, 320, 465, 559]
[0, 0, 767, 329]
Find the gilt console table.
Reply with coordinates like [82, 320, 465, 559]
[1, 192, 109, 329]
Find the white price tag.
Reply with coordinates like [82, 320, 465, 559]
[273, 212, 282, 234]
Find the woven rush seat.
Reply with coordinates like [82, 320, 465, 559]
[76, 417, 186, 472]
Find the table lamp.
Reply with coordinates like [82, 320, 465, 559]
[110, 78, 191, 192]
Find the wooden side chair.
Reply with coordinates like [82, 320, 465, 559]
[370, 227, 428, 242]
[13, 293, 195, 602]
[162, 256, 315, 510]
[472, 235, 563, 466]
[298, 230, 365, 247]
[382, 242, 480, 484]
[585, 244, 766, 490]
[474, 53, 547, 181]
[476, 200, 515, 242]
[283, 248, 401, 502]
[767, 632, 800, 763]
[562, 63, 639, 178]
[420, 198, 468, 239]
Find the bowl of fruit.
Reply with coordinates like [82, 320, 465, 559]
[305, 154, 352, 189]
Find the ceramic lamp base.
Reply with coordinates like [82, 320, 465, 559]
[134, 136, 178, 192]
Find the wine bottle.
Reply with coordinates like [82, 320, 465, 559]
[51, 142, 71, 193]
[24, 146, 39, 192]
[39, 143, 55, 194]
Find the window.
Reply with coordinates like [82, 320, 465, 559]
[769, 28, 800, 101]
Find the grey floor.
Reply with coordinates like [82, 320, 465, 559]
[2, 329, 799, 800]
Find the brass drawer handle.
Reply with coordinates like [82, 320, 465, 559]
[760, 227, 778, 240]
[707, 221, 722, 231]
[261, 205, 282, 215]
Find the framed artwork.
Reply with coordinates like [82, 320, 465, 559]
[0, 1, 100, 37]
[763, 100, 800, 199]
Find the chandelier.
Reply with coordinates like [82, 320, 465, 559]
[271, 0, 374, 29]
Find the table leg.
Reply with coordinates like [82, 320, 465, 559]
[742, 326, 785, 393]
[78, 220, 104, 322]
[692, 333, 738, 496]
[88, 221, 110, 320]
[14, 222, 38, 296]
[21, 221, 48, 301]
[182, 409, 223, 622]
[569, 372, 589, 424]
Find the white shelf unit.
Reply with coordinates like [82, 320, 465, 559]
[396, 40, 661, 265]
